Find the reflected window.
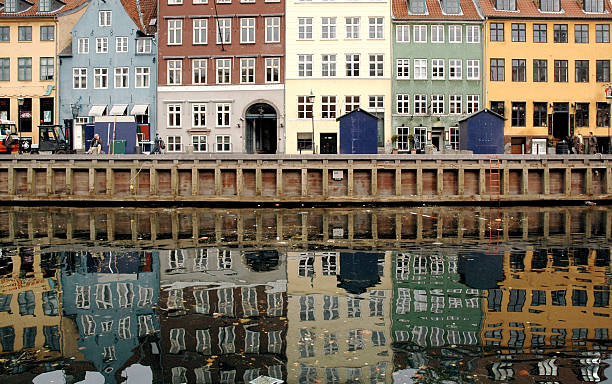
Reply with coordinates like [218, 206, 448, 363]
[95, 284, 113, 309]
[551, 328, 566, 347]
[76, 286, 90, 309]
[267, 292, 283, 317]
[0, 294, 12, 312]
[466, 297, 479, 308]
[488, 289, 503, 312]
[170, 328, 186, 354]
[117, 282, 134, 308]
[138, 315, 155, 336]
[194, 289, 210, 314]
[552, 290, 566, 306]
[431, 295, 445, 313]
[347, 296, 361, 318]
[23, 327, 36, 349]
[531, 290, 546, 306]
[42, 291, 58, 316]
[218, 249, 232, 269]
[326, 368, 340, 384]
[167, 288, 184, 311]
[194, 366, 212, 384]
[532, 333, 545, 347]
[572, 328, 588, 345]
[43, 325, 60, 351]
[299, 295, 315, 321]
[395, 330, 410, 342]
[396, 253, 411, 280]
[508, 289, 526, 312]
[242, 287, 258, 317]
[298, 365, 317, 384]
[268, 365, 282, 380]
[101, 320, 113, 333]
[324, 333, 338, 355]
[396, 288, 411, 314]
[594, 285, 609, 307]
[369, 290, 385, 317]
[244, 369, 260, 383]
[168, 250, 185, 271]
[322, 253, 338, 276]
[299, 329, 315, 357]
[18, 290, 35, 315]
[298, 254, 314, 277]
[118, 316, 131, 339]
[323, 295, 339, 320]
[81, 314, 96, 335]
[413, 255, 427, 274]
[245, 329, 260, 354]
[193, 248, 208, 271]
[463, 331, 478, 345]
[430, 327, 445, 347]
[220, 370, 236, 384]
[538, 358, 558, 376]
[490, 362, 514, 380]
[218, 288, 234, 316]
[138, 287, 153, 307]
[103, 345, 116, 362]
[414, 290, 427, 312]
[346, 367, 362, 382]
[268, 330, 282, 354]
[0, 326, 14, 352]
[372, 330, 386, 346]
[348, 329, 365, 351]
[172, 367, 188, 384]
[572, 289, 587, 306]
[430, 255, 444, 275]
[509, 329, 525, 347]
[218, 326, 235, 354]
[371, 363, 387, 383]
[196, 329, 211, 354]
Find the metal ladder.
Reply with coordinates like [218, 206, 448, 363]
[488, 156, 502, 248]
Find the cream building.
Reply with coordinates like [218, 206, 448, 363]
[284, 0, 392, 154]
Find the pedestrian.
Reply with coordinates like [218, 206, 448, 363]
[3, 129, 14, 154]
[152, 133, 165, 154]
[577, 133, 584, 154]
[87, 133, 103, 154]
[588, 132, 598, 154]
[567, 135, 574, 154]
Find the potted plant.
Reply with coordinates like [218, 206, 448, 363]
[391, 134, 399, 154]
[408, 134, 416, 154]
[547, 136, 556, 155]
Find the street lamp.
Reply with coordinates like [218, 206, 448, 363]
[307, 91, 315, 154]
[17, 96, 24, 144]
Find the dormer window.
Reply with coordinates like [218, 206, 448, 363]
[443, 0, 461, 14]
[39, 0, 51, 12]
[584, 0, 604, 12]
[539, 0, 560, 11]
[409, 0, 427, 14]
[495, 0, 516, 10]
[5, 0, 17, 13]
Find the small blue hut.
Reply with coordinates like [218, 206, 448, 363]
[336, 108, 379, 154]
[458, 109, 506, 154]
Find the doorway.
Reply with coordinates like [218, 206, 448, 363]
[245, 103, 277, 154]
[431, 128, 443, 151]
[552, 103, 569, 139]
[320, 133, 337, 154]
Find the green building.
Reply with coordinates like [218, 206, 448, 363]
[391, 0, 484, 152]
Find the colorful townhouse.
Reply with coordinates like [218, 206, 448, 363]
[0, 0, 88, 147]
[284, 0, 392, 154]
[156, 0, 285, 154]
[58, 0, 157, 152]
[391, 0, 484, 152]
[481, 0, 612, 154]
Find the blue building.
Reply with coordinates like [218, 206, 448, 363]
[58, 0, 157, 152]
[337, 108, 380, 155]
[458, 109, 505, 154]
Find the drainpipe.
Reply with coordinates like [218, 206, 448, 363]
[55, 15, 59, 127]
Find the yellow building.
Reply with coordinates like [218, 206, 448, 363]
[286, 251, 394, 383]
[482, 0, 612, 154]
[0, 0, 88, 146]
[284, 0, 392, 154]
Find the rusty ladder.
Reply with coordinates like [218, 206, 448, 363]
[488, 156, 502, 248]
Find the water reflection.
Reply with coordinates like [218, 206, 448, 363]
[0, 206, 608, 383]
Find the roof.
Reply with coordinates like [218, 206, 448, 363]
[336, 107, 381, 122]
[458, 108, 507, 122]
[120, 0, 157, 35]
[393, 0, 483, 20]
[0, 0, 88, 17]
[479, 0, 612, 18]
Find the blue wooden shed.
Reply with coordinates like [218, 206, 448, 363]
[336, 108, 379, 154]
[458, 109, 506, 154]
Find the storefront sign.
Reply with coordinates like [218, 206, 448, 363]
[605, 85, 612, 99]
[20, 111, 32, 119]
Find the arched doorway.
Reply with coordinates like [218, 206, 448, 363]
[245, 103, 277, 154]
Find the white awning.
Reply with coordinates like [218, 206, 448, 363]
[109, 104, 128, 116]
[88, 105, 107, 117]
[130, 104, 149, 116]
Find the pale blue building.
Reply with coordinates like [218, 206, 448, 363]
[58, 0, 157, 152]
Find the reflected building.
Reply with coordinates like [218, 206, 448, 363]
[157, 247, 288, 383]
[60, 249, 160, 383]
[287, 251, 394, 383]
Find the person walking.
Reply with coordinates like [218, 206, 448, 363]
[577, 133, 584, 154]
[152, 133, 165, 154]
[588, 132, 598, 154]
[87, 133, 103, 154]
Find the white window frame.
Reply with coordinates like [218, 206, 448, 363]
[265, 57, 280, 83]
[369, 54, 384, 77]
[95, 37, 108, 53]
[368, 17, 384, 39]
[396, 25, 410, 42]
[414, 59, 427, 79]
[193, 19, 208, 45]
[298, 18, 313, 40]
[265, 17, 280, 43]
[298, 54, 313, 77]
[95, 283, 113, 309]
[192, 103, 206, 127]
[448, 25, 462, 43]
[240, 57, 255, 83]
[432, 94, 445, 114]
[432, 58, 445, 80]
[192, 135, 208, 152]
[115, 36, 128, 52]
[114, 67, 129, 88]
[467, 25, 480, 43]
[73, 67, 87, 89]
[449, 59, 462, 80]
[413, 25, 427, 42]
[449, 126, 459, 149]
[192, 59, 207, 84]
[322, 54, 336, 77]
[240, 18, 256, 44]
[167, 136, 182, 152]
[345, 17, 360, 39]
[136, 38, 152, 53]
[397, 94, 410, 114]
[168, 19, 183, 45]
[345, 95, 360, 113]
[217, 18, 231, 44]
[449, 95, 462, 114]
[467, 59, 480, 80]
[167, 59, 182, 85]
[216, 135, 231, 152]
[216, 58, 231, 84]
[135, 66, 150, 88]
[93, 67, 108, 89]
[431, 25, 444, 43]
[414, 94, 427, 115]
[216, 103, 231, 127]
[346, 53, 360, 77]
[321, 95, 337, 119]
[467, 95, 480, 114]
[167, 104, 182, 128]
[99, 11, 112, 27]
[321, 17, 336, 39]
[397, 58, 410, 79]
[78, 37, 89, 54]
[76, 285, 90, 308]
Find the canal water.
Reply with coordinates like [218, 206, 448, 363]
[0, 206, 609, 383]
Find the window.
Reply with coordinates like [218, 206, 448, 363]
[397, 59, 410, 79]
[347, 297, 361, 318]
[40, 57, 53, 81]
[18, 58, 32, 81]
[138, 287, 153, 307]
[584, 0, 604, 12]
[192, 59, 207, 84]
[512, 23, 526, 41]
[114, 67, 128, 88]
[137, 38, 152, 53]
[240, 18, 255, 43]
[298, 55, 312, 77]
[297, 96, 313, 119]
[321, 96, 336, 119]
[369, 95, 384, 112]
[432, 59, 444, 79]
[240, 58, 255, 83]
[217, 18, 231, 44]
[346, 54, 360, 76]
[449, 59, 462, 79]
[95, 284, 113, 309]
[18, 26, 32, 42]
[216, 58, 231, 84]
[216, 103, 230, 127]
[575, 60, 589, 82]
[596, 24, 610, 43]
[76, 285, 90, 308]
[96, 37, 108, 53]
[322, 54, 336, 77]
[167, 60, 182, 84]
[554, 60, 568, 82]
[81, 315, 96, 335]
[490, 58, 504, 81]
[432, 95, 444, 114]
[396, 25, 410, 42]
[466, 59, 479, 79]
[40, 26, 54, 41]
[265, 17, 280, 42]
[117, 283, 134, 308]
[466, 95, 479, 114]
[369, 17, 384, 39]
[345, 17, 360, 39]
[193, 19, 208, 44]
[533, 59, 547, 82]
[449, 25, 462, 43]
[265, 58, 280, 83]
[78, 38, 89, 54]
[216, 135, 231, 152]
[490, 23, 504, 41]
[413, 25, 427, 42]
[369, 54, 383, 77]
[345, 96, 360, 113]
[167, 104, 182, 128]
[73, 68, 87, 89]
[496, 0, 516, 10]
[135, 67, 150, 88]
[449, 95, 462, 114]
[297, 133, 313, 151]
[397, 94, 410, 114]
[540, 0, 560, 11]
[115, 36, 128, 52]
[192, 104, 206, 127]
[575, 25, 588, 43]
[533, 102, 547, 127]
[533, 24, 547, 42]
[414, 94, 427, 114]
[167, 136, 182, 152]
[4, 0, 16, 12]
[512, 59, 526, 82]
[597, 102, 610, 127]
[554, 24, 568, 43]
[597, 60, 610, 82]
[397, 126, 410, 150]
[449, 126, 459, 149]
[467, 25, 480, 43]
[490, 101, 505, 117]
[169, 328, 186, 354]
[168, 20, 183, 45]
[414, 59, 427, 79]
[431, 25, 444, 43]
[575, 103, 589, 126]
[320, 17, 337, 40]
[298, 18, 313, 40]
[0, 27, 9, 42]
[99, 10, 112, 26]
[512, 102, 526, 126]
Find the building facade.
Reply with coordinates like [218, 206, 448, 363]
[58, 0, 157, 151]
[156, 0, 285, 154]
[284, 0, 392, 154]
[481, 0, 612, 154]
[392, 0, 484, 152]
[0, 0, 87, 146]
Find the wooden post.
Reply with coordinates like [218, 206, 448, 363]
[256, 162, 262, 196]
[436, 168, 443, 196]
[106, 168, 113, 196]
[301, 168, 307, 197]
[585, 168, 593, 195]
[276, 166, 283, 197]
[26, 167, 33, 195]
[214, 166, 221, 196]
[416, 167, 423, 196]
[522, 167, 528, 195]
[371, 160, 378, 196]
[564, 168, 571, 196]
[66, 168, 73, 195]
[236, 167, 243, 197]
[347, 168, 354, 197]
[478, 168, 486, 196]
[130, 167, 137, 195]
[7, 167, 14, 195]
[322, 165, 329, 198]
[502, 168, 509, 195]
[543, 168, 550, 195]
[46, 165, 52, 195]
[89, 168, 95, 194]
[171, 165, 179, 196]
[150, 168, 157, 195]
[192, 167, 199, 196]
[458, 169, 465, 196]
[395, 165, 402, 196]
